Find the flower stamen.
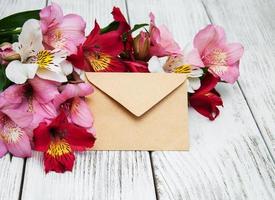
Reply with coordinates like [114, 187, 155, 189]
[46, 139, 72, 158]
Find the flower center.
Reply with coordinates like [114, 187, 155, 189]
[36, 50, 54, 69]
[85, 52, 111, 71]
[173, 64, 192, 74]
[1, 119, 24, 144]
[46, 139, 72, 158]
[205, 49, 227, 66]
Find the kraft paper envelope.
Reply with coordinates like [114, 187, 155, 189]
[85, 72, 189, 150]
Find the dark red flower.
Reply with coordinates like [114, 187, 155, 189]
[68, 7, 132, 72]
[33, 111, 96, 173]
[189, 73, 223, 120]
[124, 60, 149, 72]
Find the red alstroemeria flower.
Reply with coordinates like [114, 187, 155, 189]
[189, 73, 223, 120]
[68, 7, 131, 72]
[33, 111, 96, 173]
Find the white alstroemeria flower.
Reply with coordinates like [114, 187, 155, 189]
[148, 49, 204, 93]
[5, 19, 72, 84]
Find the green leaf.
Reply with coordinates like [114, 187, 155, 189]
[0, 10, 40, 31]
[100, 21, 119, 34]
[129, 23, 148, 34]
[0, 66, 11, 92]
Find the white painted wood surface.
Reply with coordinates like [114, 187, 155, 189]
[127, 0, 275, 199]
[0, 0, 274, 200]
[0, 1, 45, 200]
[20, 1, 156, 200]
[202, 0, 275, 156]
[0, 155, 24, 200]
[22, 151, 156, 200]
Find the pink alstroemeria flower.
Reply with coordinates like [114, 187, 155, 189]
[0, 86, 33, 158]
[1, 77, 59, 134]
[149, 13, 181, 57]
[40, 3, 86, 55]
[54, 83, 94, 131]
[193, 25, 244, 84]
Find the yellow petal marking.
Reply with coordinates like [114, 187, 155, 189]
[46, 139, 72, 158]
[85, 52, 111, 71]
[36, 50, 54, 69]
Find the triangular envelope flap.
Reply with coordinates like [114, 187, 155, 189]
[85, 72, 187, 117]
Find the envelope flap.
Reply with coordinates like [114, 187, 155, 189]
[85, 72, 187, 117]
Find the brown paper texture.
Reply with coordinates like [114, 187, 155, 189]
[85, 72, 189, 150]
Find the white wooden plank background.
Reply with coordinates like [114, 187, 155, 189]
[20, 1, 156, 200]
[127, 0, 275, 199]
[0, 0, 274, 200]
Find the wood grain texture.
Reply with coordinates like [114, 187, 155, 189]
[126, 0, 275, 199]
[0, 1, 45, 200]
[22, 151, 156, 200]
[201, 0, 275, 154]
[0, 0, 45, 17]
[0, 155, 24, 200]
[21, 1, 156, 200]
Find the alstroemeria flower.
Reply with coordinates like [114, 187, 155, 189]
[194, 25, 244, 83]
[40, 2, 86, 55]
[0, 42, 20, 65]
[1, 77, 59, 132]
[33, 111, 96, 173]
[148, 49, 204, 93]
[0, 87, 33, 158]
[68, 7, 130, 72]
[53, 83, 94, 130]
[5, 19, 72, 84]
[189, 73, 223, 120]
[149, 13, 181, 57]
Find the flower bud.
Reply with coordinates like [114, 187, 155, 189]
[0, 42, 20, 65]
[133, 31, 150, 61]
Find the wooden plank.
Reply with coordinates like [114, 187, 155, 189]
[126, 0, 275, 199]
[0, 0, 45, 17]
[21, 1, 156, 200]
[0, 155, 25, 200]
[22, 151, 156, 200]
[201, 0, 275, 154]
[0, 1, 46, 200]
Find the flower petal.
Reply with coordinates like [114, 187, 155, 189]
[40, 2, 64, 33]
[6, 61, 38, 84]
[16, 19, 43, 61]
[54, 83, 93, 107]
[61, 60, 73, 76]
[3, 121, 32, 158]
[193, 25, 226, 56]
[36, 68, 68, 82]
[70, 97, 93, 128]
[33, 122, 51, 152]
[188, 77, 201, 93]
[209, 62, 240, 84]
[124, 60, 149, 72]
[185, 49, 204, 67]
[29, 76, 60, 103]
[224, 43, 244, 65]
[44, 143, 75, 173]
[0, 140, 8, 158]
[64, 123, 96, 151]
[148, 56, 165, 73]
